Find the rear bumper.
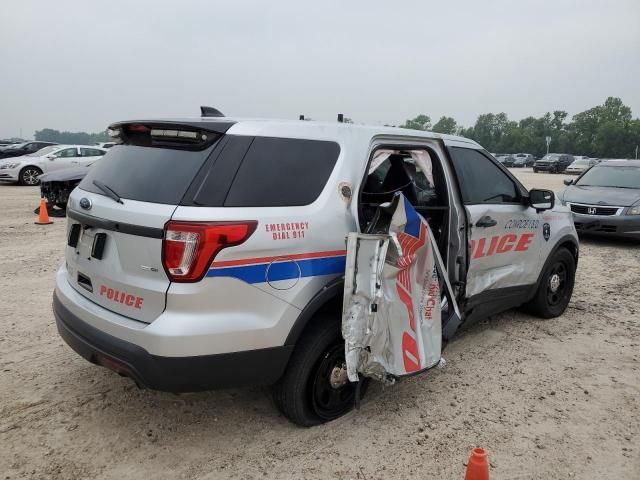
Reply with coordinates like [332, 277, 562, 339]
[54, 291, 294, 391]
[573, 213, 640, 238]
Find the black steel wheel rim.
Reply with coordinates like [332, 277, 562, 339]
[310, 344, 356, 420]
[547, 261, 568, 306]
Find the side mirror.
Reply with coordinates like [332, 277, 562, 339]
[529, 189, 554, 212]
[563, 179, 573, 186]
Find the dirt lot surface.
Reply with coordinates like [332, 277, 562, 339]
[1, 170, 639, 479]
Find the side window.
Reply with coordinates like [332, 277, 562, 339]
[224, 137, 340, 207]
[54, 148, 78, 158]
[449, 147, 519, 204]
[81, 148, 105, 157]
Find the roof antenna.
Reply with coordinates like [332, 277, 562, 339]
[200, 106, 224, 117]
[337, 113, 344, 123]
[299, 114, 305, 120]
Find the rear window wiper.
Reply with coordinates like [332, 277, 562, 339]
[92, 179, 124, 204]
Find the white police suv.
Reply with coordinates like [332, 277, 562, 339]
[53, 110, 578, 426]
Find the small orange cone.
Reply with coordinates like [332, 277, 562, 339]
[465, 448, 489, 480]
[35, 198, 53, 225]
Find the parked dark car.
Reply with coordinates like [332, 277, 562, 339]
[558, 160, 640, 239]
[0, 141, 58, 159]
[496, 154, 515, 167]
[512, 153, 535, 167]
[37, 164, 92, 216]
[533, 153, 574, 173]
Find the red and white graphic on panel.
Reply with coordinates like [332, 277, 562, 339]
[395, 222, 427, 373]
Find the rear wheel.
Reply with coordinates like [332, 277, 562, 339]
[18, 166, 42, 186]
[524, 247, 576, 318]
[273, 313, 364, 427]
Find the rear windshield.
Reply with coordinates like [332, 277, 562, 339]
[79, 143, 218, 204]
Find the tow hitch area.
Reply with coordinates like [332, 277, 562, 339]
[342, 193, 460, 384]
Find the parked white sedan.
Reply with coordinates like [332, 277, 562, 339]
[0, 145, 106, 185]
[565, 157, 599, 175]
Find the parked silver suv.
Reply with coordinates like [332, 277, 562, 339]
[53, 113, 579, 426]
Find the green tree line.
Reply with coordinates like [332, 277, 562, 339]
[402, 97, 640, 159]
[34, 128, 109, 145]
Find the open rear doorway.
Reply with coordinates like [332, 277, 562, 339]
[358, 147, 450, 252]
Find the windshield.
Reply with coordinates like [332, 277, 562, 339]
[575, 165, 640, 189]
[27, 145, 59, 157]
[7, 142, 26, 150]
[572, 160, 588, 166]
[542, 154, 561, 160]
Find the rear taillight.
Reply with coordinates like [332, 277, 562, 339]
[163, 221, 257, 282]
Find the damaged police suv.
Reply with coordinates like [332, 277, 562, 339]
[53, 112, 578, 426]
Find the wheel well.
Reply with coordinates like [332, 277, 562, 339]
[284, 281, 343, 346]
[558, 239, 579, 266]
[20, 165, 42, 173]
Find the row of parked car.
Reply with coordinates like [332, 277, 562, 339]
[492, 152, 604, 174]
[0, 142, 112, 186]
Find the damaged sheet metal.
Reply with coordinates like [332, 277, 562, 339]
[343, 193, 458, 384]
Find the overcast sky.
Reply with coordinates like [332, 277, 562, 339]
[1, 0, 639, 139]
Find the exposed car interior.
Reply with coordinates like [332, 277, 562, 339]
[359, 148, 449, 249]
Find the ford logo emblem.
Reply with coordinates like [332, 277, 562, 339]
[79, 198, 92, 210]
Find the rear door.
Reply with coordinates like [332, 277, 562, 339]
[64, 124, 227, 323]
[78, 147, 106, 166]
[448, 147, 544, 298]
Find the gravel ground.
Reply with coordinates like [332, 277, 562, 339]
[0, 169, 638, 479]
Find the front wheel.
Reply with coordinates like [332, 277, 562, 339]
[273, 314, 364, 427]
[524, 247, 576, 318]
[18, 166, 42, 186]
[533, 168, 538, 173]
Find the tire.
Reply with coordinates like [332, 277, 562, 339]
[18, 166, 42, 186]
[524, 247, 576, 318]
[533, 168, 538, 173]
[273, 313, 365, 427]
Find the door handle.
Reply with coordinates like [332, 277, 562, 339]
[475, 216, 497, 228]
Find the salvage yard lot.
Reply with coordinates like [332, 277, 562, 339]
[0, 170, 638, 479]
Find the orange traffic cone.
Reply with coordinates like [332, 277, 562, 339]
[35, 198, 53, 225]
[465, 448, 489, 480]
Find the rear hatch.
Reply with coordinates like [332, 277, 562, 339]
[64, 120, 232, 323]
